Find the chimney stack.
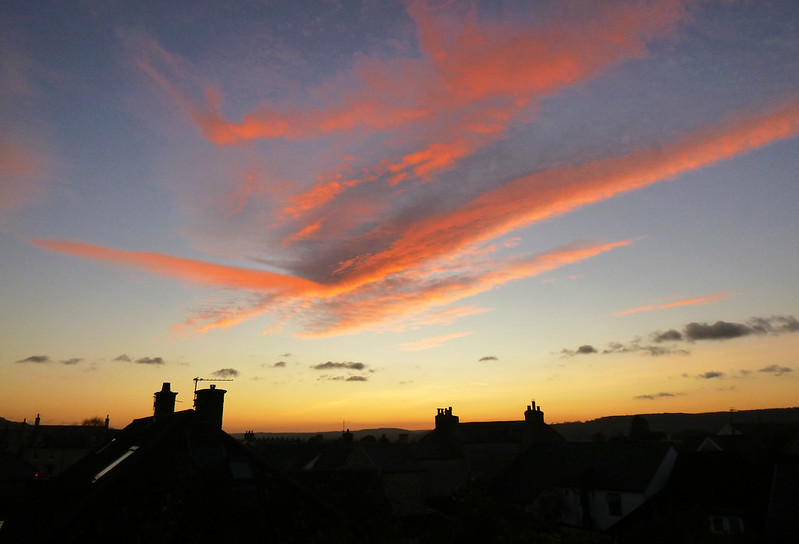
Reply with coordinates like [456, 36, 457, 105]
[194, 384, 226, 431]
[154, 382, 178, 417]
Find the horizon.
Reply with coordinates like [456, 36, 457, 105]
[2, 1, 798, 434]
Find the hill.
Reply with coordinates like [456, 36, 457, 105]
[231, 407, 799, 442]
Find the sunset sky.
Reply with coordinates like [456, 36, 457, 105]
[2, 0, 798, 433]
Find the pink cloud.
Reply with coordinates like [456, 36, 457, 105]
[399, 332, 474, 352]
[613, 293, 737, 317]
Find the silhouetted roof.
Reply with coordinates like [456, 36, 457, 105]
[496, 442, 675, 503]
[1, 410, 351, 543]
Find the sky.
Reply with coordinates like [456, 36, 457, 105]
[2, 0, 798, 433]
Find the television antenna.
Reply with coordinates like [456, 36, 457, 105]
[193, 376, 234, 393]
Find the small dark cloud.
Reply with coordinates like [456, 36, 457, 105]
[479, 355, 498, 362]
[639, 345, 690, 357]
[652, 329, 682, 343]
[312, 361, 365, 371]
[683, 315, 799, 342]
[135, 356, 165, 365]
[698, 371, 724, 379]
[113, 354, 131, 362]
[634, 392, 676, 400]
[212, 368, 239, 378]
[272, 361, 287, 368]
[603, 341, 637, 354]
[759, 364, 792, 376]
[320, 375, 369, 382]
[738, 369, 752, 376]
[61, 358, 82, 365]
[280, 352, 292, 357]
[561, 344, 598, 357]
[16, 355, 51, 364]
[685, 321, 751, 341]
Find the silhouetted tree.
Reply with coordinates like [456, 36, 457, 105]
[81, 416, 105, 426]
[629, 415, 651, 441]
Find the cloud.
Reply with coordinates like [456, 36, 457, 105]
[321, 375, 369, 382]
[60, 358, 82, 365]
[479, 355, 498, 362]
[698, 371, 724, 379]
[16, 355, 50, 364]
[759, 364, 793, 376]
[113, 354, 131, 362]
[140, 0, 686, 146]
[399, 332, 473, 351]
[211, 368, 239, 378]
[566, 314, 799, 359]
[634, 392, 677, 400]
[614, 293, 735, 317]
[312, 361, 366, 371]
[561, 344, 597, 357]
[652, 329, 682, 343]
[272, 361, 287, 368]
[683, 316, 799, 341]
[135, 356, 165, 365]
[684, 321, 751, 341]
[30, 0, 799, 342]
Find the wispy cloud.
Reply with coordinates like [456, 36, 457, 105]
[634, 392, 677, 400]
[399, 332, 473, 351]
[759, 364, 793, 376]
[311, 361, 366, 371]
[135, 356, 165, 365]
[16, 355, 50, 364]
[113, 354, 131, 362]
[564, 315, 799, 358]
[613, 293, 735, 317]
[29, 1, 799, 342]
[211, 368, 239, 378]
[60, 358, 82, 365]
[698, 371, 724, 379]
[479, 355, 498, 362]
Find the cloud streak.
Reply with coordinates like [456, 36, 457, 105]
[613, 293, 735, 317]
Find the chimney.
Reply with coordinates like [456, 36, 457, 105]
[194, 384, 226, 431]
[153, 382, 178, 417]
[524, 400, 545, 425]
[435, 406, 459, 430]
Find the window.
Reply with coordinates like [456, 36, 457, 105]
[607, 492, 622, 516]
[710, 516, 745, 534]
[92, 446, 138, 483]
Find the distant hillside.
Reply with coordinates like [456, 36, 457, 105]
[232, 407, 799, 443]
[234, 427, 430, 442]
[551, 407, 799, 442]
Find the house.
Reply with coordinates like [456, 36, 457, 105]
[0, 415, 115, 479]
[0, 383, 354, 543]
[495, 441, 677, 532]
[416, 402, 564, 499]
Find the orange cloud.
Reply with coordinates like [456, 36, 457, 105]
[331, 97, 799, 293]
[29, 239, 322, 296]
[613, 293, 737, 317]
[30, 93, 799, 338]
